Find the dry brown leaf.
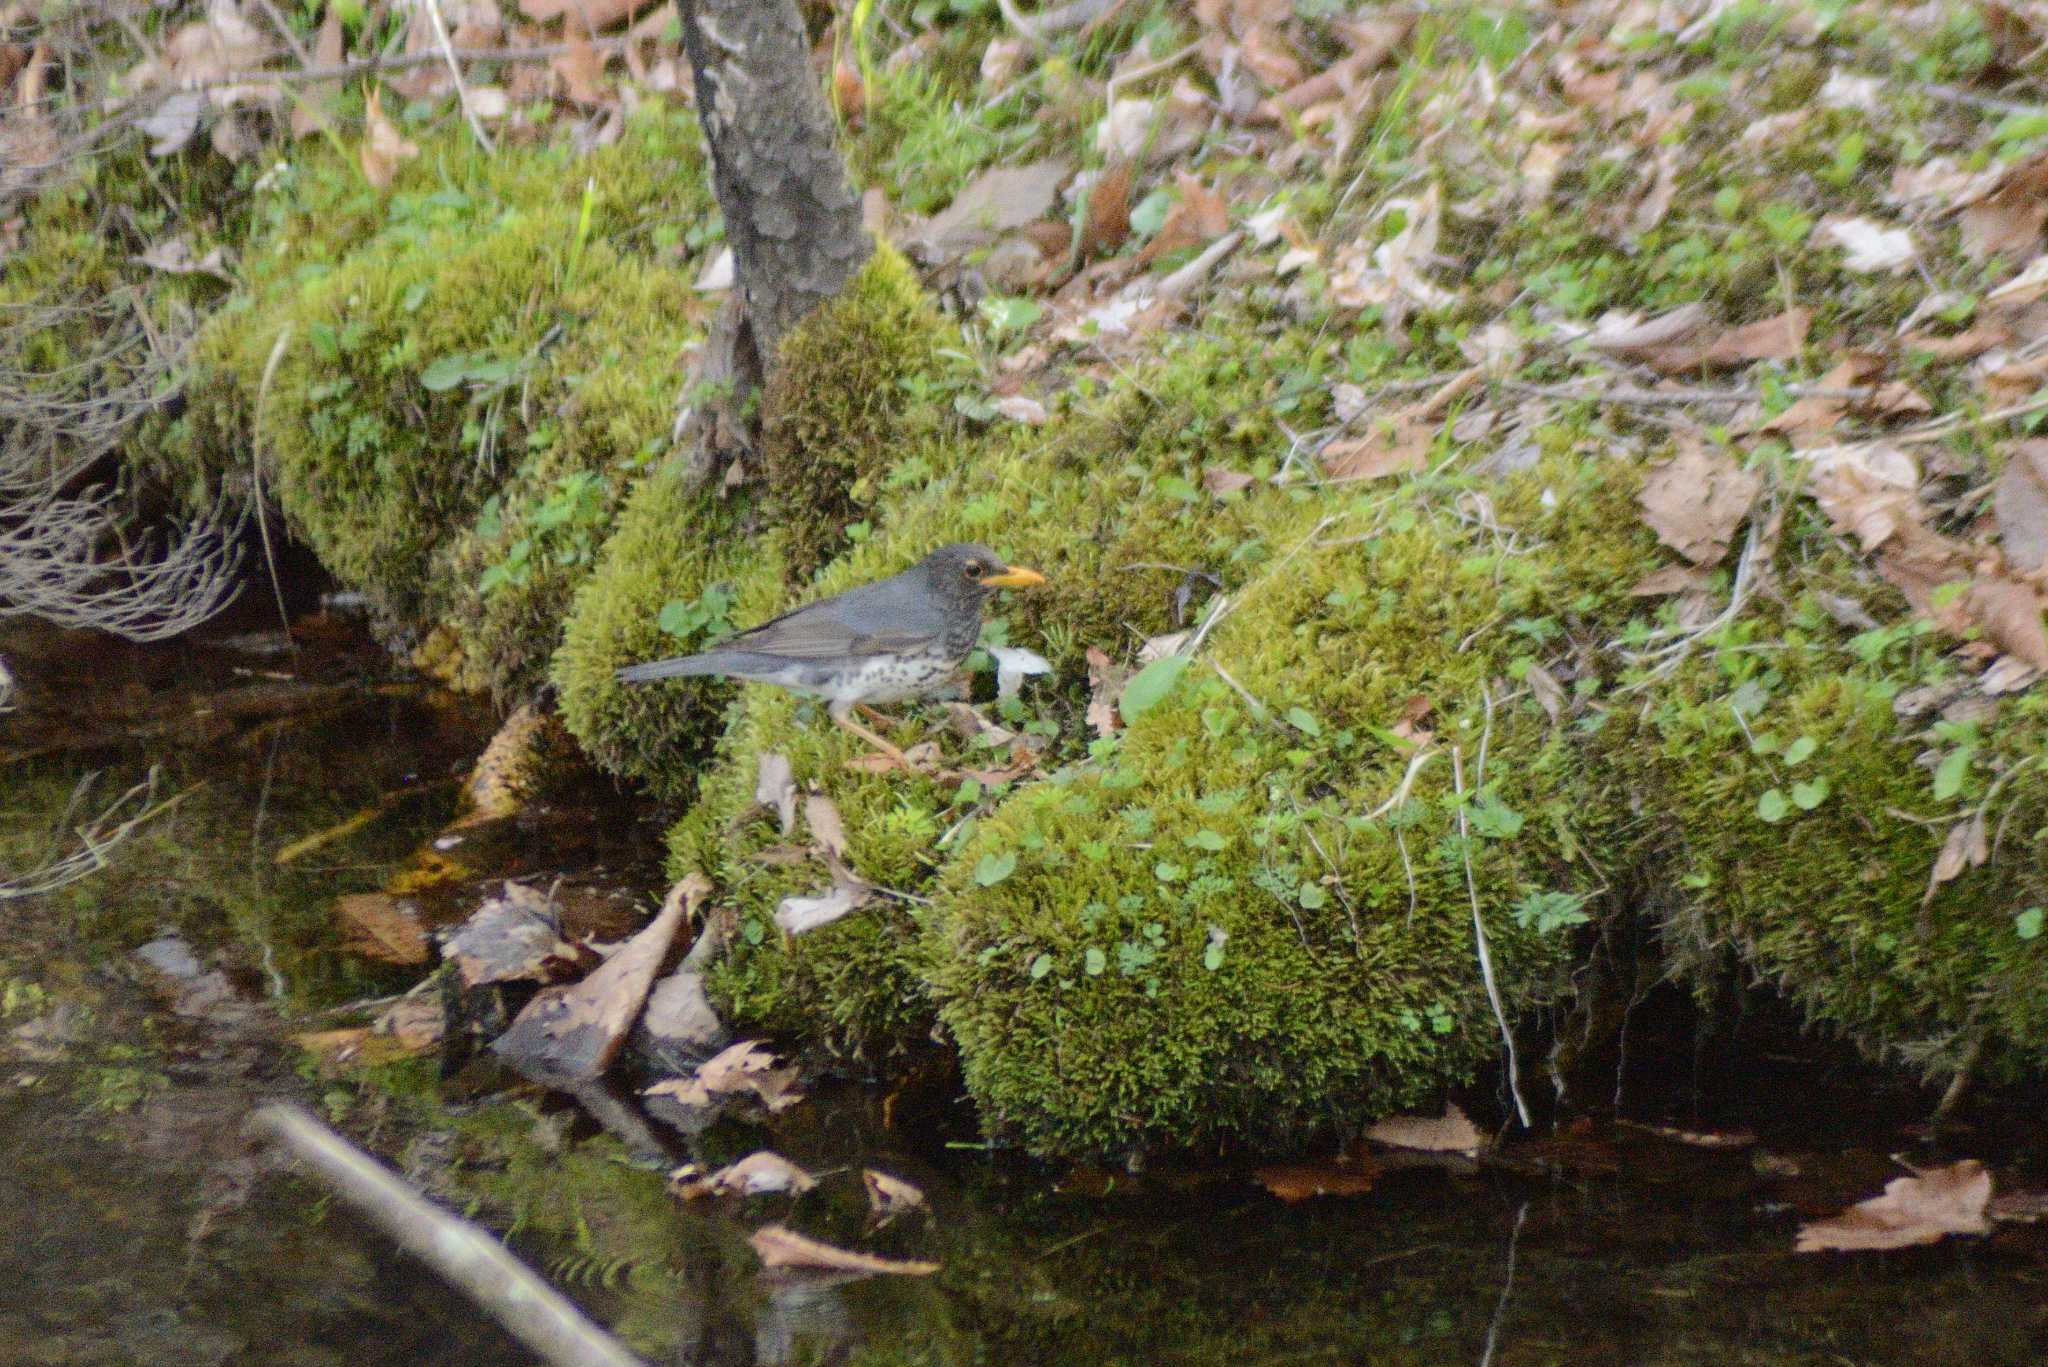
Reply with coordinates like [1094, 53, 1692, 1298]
[646, 1038, 803, 1113]
[520, 0, 654, 25]
[1629, 145, 1680, 239]
[373, 994, 445, 1051]
[748, 1224, 938, 1277]
[1646, 307, 1810, 374]
[756, 752, 797, 835]
[1994, 440, 2048, 573]
[1637, 443, 1761, 566]
[1524, 660, 1565, 724]
[670, 1150, 816, 1200]
[909, 159, 1070, 264]
[1754, 354, 1884, 442]
[1364, 1102, 1485, 1157]
[359, 86, 418, 190]
[1080, 160, 1132, 261]
[863, 1169, 928, 1221]
[552, 32, 610, 108]
[1084, 646, 1125, 739]
[1796, 1160, 1993, 1252]
[1520, 140, 1567, 205]
[1629, 564, 1716, 597]
[803, 792, 849, 863]
[1979, 351, 2048, 408]
[1135, 171, 1230, 267]
[1967, 575, 2048, 669]
[1955, 151, 2048, 263]
[290, 8, 345, 139]
[1320, 427, 1428, 481]
[1202, 466, 1254, 498]
[1902, 323, 2011, 362]
[1254, 1160, 1377, 1202]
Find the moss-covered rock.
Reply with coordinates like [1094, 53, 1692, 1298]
[149, 109, 715, 685]
[920, 456, 1665, 1159]
[1598, 527, 2048, 1082]
[667, 326, 1338, 1066]
[759, 243, 949, 579]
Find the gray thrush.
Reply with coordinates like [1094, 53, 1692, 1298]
[616, 543, 1046, 766]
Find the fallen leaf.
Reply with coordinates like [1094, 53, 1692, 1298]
[291, 8, 346, 138]
[1524, 661, 1565, 723]
[1084, 646, 1125, 738]
[1095, 97, 1154, 161]
[670, 1150, 816, 1199]
[802, 792, 849, 863]
[1629, 564, 1716, 596]
[1796, 1160, 1993, 1252]
[1254, 1159, 1377, 1202]
[334, 892, 431, 965]
[1955, 151, 2048, 263]
[1364, 1103, 1485, 1157]
[863, 1169, 928, 1222]
[1820, 216, 1916, 274]
[1134, 171, 1232, 268]
[1202, 466, 1254, 497]
[1618, 1120, 1757, 1149]
[989, 645, 1052, 701]
[133, 236, 235, 280]
[373, 994, 445, 1051]
[756, 752, 797, 836]
[490, 873, 705, 1082]
[1967, 575, 2048, 670]
[552, 31, 610, 108]
[774, 883, 869, 936]
[646, 1038, 803, 1113]
[748, 1224, 937, 1277]
[1080, 160, 1132, 260]
[992, 394, 1048, 424]
[909, 160, 1071, 264]
[441, 883, 575, 987]
[359, 86, 419, 190]
[1637, 442, 1761, 566]
[1994, 441, 2048, 573]
[1754, 354, 1885, 442]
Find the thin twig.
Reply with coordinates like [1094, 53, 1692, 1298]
[1453, 744, 1531, 1130]
[252, 324, 296, 643]
[424, 0, 497, 155]
[251, 1104, 648, 1367]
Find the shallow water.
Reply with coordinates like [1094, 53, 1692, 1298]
[2, 618, 2044, 1366]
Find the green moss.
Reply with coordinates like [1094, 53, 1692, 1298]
[551, 467, 786, 800]
[760, 243, 949, 578]
[1600, 528, 2048, 1080]
[670, 325, 1346, 1064]
[147, 109, 714, 665]
[920, 456, 1665, 1158]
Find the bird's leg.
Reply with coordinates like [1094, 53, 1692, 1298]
[831, 704, 915, 771]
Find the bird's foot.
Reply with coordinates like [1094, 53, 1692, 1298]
[834, 711, 918, 774]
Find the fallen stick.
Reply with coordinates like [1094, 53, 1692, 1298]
[250, 1102, 648, 1367]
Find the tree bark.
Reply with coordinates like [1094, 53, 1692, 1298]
[674, 0, 869, 480]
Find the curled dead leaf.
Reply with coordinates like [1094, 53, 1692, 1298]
[359, 86, 419, 190]
[1796, 1160, 1992, 1252]
[1637, 442, 1761, 566]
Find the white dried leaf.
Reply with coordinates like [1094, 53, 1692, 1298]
[1821, 217, 1916, 274]
[988, 645, 1051, 701]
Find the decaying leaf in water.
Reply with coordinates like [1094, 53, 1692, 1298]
[441, 882, 573, 987]
[333, 891, 431, 965]
[1637, 443, 1760, 566]
[670, 1150, 816, 1200]
[1364, 1102, 1485, 1157]
[863, 1169, 928, 1222]
[748, 1224, 937, 1277]
[490, 874, 705, 1082]
[1254, 1159, 1377, 1202]
[1796, 1159, 1993, 1252]
[646, 1038, 803, 1113]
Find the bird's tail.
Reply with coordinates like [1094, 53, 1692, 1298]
[616, 653, 728, 684]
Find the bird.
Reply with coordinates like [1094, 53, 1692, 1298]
[616, 543, 1046, 767]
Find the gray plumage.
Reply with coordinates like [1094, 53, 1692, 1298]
[616, 544, 1041, 714]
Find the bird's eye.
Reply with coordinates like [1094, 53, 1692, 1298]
[963, 561, 984, 579]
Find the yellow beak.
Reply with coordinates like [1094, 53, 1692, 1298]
[983, 566, 1046, 589]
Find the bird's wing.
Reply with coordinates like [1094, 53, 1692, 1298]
[724, 597, 936, 660]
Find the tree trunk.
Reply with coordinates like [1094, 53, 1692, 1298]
[673, 0, 870, 481]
